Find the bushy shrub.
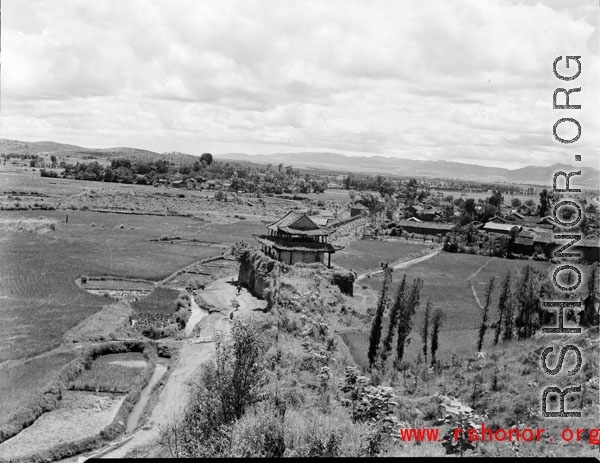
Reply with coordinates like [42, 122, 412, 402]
[229, 401, 285, 457]
[160, 317, 268, 457]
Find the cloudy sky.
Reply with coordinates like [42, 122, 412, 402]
[2, 0, 598, 169]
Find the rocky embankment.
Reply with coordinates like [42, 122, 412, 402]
[237, 249, 356, 303]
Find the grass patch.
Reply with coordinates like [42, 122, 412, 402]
[334, 240, 430, 273]
[0, 352, 76, 422]
[338, 331, 369, 371]
[69, 352, 147, 393]
[132, 287, 180, 314]
[362, 253, 550, 332]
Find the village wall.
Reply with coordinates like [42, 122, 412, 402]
[329, 215, 370, 248]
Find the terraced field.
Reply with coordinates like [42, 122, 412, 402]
[0, 352, 76, 422]
[0, 210, 228, 363]
[70, 352, 148, 393]
[0, 391, 126, 462]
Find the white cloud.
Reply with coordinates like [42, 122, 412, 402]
[1, 0, 598, 169]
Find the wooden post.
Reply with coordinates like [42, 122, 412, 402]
[328, 252, 331, 268]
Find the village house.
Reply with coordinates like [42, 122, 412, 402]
[487, 215, 508, 224]
[253, 211, 341, 267]
[517, 204, 533, 216]
[508, 211, 526, 221]
[483, 222, 522, 235]
[420, 208, 440, 222]
[397, 219, 454, 237]
[536, 216, 557, 229]
[405, 204, 424, 218]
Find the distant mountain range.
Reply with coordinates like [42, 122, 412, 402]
[221, 152, 599, 189]
[1, 139, 597, 189]
[0, 138, 198, 166]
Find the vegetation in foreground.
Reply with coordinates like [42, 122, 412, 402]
[159, 252, 599, 458]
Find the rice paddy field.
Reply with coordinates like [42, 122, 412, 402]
[0, 211, 221, 363]
[0, 207, 272, 362]
[69, 352, 148, 393]
[0, 391, 126, 462]
[0, 352, 76, 422]
[130, 287, 180, 314]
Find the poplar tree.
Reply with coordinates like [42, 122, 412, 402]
[494, 272, 512, 344]
[430, 309, 444, 367]
[368, 264, 393, 368]
[421, 299, 432, 364]
[380, 275, 407, 363]
[477, 277, 495, 352]
[580, 265, 599, 327]
[501, 276, 515, 342]
[395, 277, 423, 367]
[515, 265, 542, 339]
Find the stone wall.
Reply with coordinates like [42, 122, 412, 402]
[330, 216, 370, 248]
[238, 249, 281, 301]
[238, 249, 356, 303]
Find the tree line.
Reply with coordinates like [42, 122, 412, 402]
[367, 264, 445, 373]
[476, 264, 599, 352]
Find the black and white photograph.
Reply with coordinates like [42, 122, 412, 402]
[0, 0, 599, 459]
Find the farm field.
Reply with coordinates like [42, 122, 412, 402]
[70, 352, 148, 393]
[0, 210, 224, 363]
[361, 252, 551, 332]
[131, 287, 180, 314]
[0, 391, 126, 462]
[341, 252, 555, 369]
[0, 352, 76, 422]
[334, 240, 431, 274]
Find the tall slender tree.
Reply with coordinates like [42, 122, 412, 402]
[494, 272, 512, 344]
[580, 265, 599, 327]
[514, 265, 543, 339]
[430, 309, 444, 367]
[477, 277, 496, 352]
[380, 275, 407, 363]
[395, 277, 423, 367]
[368, 264, 393, 368]
[421, 299, 432, 364]
[501, 277, 515, 342]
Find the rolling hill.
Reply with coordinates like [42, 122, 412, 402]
[1, 139, 597, 189]
[220, 152, 599, 189]
[0, 139, 197, 166]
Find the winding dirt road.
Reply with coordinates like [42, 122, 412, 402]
[76, 276, 266, 460]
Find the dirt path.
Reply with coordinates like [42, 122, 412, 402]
[356, 246, 441, 281]
[197, 277, 268, 316]
[77, 275, 266, 460]
[184, 294, 209, 337]
[467, 258, 491, 281]
[467, 258, 491, 309]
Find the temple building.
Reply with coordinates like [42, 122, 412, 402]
[254, 211, 341, 267]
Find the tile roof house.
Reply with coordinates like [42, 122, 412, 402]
[488, 215, 508, 224]
[483, 222, 522, 235]
[397, 219, 454, 236]
[517, 205, 533, 216]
